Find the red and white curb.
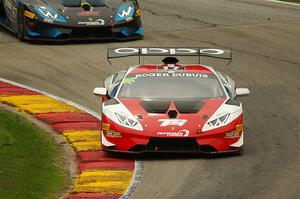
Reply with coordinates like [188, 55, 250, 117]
[0, 77, 143, 199]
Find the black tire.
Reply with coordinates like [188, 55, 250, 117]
[17, 6, 26, 42]
[0, 0, 6, 18]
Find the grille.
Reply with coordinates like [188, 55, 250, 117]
[71, 27, 113, 38]
[146, 138, 199, 152]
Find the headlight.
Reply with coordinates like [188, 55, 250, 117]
[35, 7, 66, 23]
[102, 102, 143, 131]
[114, 4, 135, 22]
[115, 112, 138, 127]
[208, 113, 230, 128]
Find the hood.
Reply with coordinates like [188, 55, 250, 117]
[116, 98, 226, 137]
[140, 100, 206, 114]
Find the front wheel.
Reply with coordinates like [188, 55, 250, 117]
[17, 7, 26, 42]
[0, 0, 6, 18]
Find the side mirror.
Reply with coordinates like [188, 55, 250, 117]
[93, 87, 107, 97]
[236, 88, 250, 96]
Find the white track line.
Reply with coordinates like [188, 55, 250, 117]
[267, 0, 300, 6]
[121, 160, 144, 199]
[0, 77, 100, 118]
[0, 77, 144, 199]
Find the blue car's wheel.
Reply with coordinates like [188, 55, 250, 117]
[0, 0, 6, 18]
[17, 6, 26, 42]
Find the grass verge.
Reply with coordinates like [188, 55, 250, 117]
[0, 107, 69, 199]
[278, 0, 300, 3]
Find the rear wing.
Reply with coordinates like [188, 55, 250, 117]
[107, 47, 232, 64]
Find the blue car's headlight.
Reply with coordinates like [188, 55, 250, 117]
[35, 7, 66, 23]
[114, 3, 135, 22]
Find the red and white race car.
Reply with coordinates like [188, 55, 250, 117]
[94, 48, 250, 154]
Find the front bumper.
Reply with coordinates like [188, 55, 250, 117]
[23, 17, 144, 41]
[102, 130, 244, 154]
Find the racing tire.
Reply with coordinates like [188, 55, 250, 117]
[17, 6, 26, 42]
[0, 0, 6, 18]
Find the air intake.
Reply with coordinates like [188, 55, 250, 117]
[140, 101, 170, 114]
[81, 3, 92, 11]
[174, 100, 205, 114]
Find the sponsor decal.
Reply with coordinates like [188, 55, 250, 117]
[122, 76, 138, 85]
[118, 6, 133, 18]
[157, 129, 190, 137]
[78, 18, 105, 26]
[225, 131, 241, 139]
[159, 119, 187, 127]
[236, 124, 243, 132]
[157, 66, 185, 72]
[135, 73, 209, 78]
[102, 123, 110, 131]
[77, 11, 100, 16]
[24, 10, 36, 19]
[114, 48, 225, 56]
[106, 130, 122, 138]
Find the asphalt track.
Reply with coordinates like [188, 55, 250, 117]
[0, 0, 300, 198]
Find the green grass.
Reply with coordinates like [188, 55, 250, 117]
[0, 108, 69, 199]
[279, 0, 300, 3]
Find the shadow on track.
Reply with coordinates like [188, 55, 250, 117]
[104, 150, 243, 161]
[0, 28, 142, 45]
[0, 26, 15, 36]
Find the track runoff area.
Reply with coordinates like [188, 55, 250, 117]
[0, 78, 143, 199]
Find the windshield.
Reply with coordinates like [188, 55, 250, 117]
[118, 72, 225, 99]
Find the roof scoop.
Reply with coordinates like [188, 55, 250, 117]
[168, 110, 178, 119]
[81, 2, 92, 11]
[162, 57, 179, 65]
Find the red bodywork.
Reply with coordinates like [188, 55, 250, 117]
[101, 64, 244, 153]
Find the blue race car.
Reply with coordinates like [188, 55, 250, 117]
[0, 0, 144, 41]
